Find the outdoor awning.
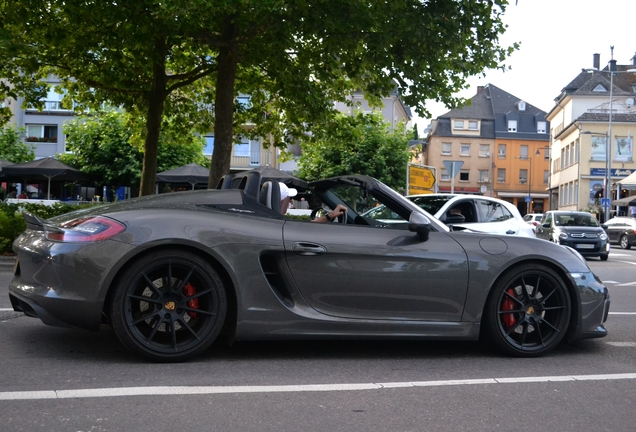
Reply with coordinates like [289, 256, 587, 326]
[618, 170, 636, 189]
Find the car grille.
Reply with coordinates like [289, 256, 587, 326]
[571, 233, 599, 239]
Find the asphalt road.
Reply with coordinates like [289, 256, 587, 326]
[1, 250, 635, 432]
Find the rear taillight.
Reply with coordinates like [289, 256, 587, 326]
[46, 216, 125, 242]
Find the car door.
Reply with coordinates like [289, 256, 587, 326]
[535, 212, 553, 241]
[604, 219, 621, 243]
[283, 220, 469, 322]
[472, 198, 522, 235]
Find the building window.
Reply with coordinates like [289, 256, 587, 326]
[591, 136, 606, 161]
[468, 121, 479, 130]
[508, 120, 517, 132]
[520, 145, 528, 159]
[497, 168, 506, 183]
[479, 144, 490, 157]
[453, 120, 464, 130]
[441, 170, 450, 181]
[615, 136, 633, 162]
[442, 142, 452, 155]
[479, 170, 489, 183]
[537, 121, 547, 134]
[459, 171, 469, 182]
[234, 138, 250, 157]
[25, 124, 58, 142]
[204, 136, 214, 156]
[543, 170, 549, 184]
[460, 144, 470, 156]
[519, 169, 528, 184]
[498, 144, 506, 158]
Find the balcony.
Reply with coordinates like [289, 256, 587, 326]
[230, 150, 274, 169]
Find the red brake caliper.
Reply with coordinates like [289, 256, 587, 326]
[183, 283, 199, 319]
[501, 288, 517, 328]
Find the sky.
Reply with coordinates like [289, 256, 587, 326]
[412, 0, 636, 130]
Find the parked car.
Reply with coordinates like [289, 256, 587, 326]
[523, 213, 544, 231]
[603, 216, 636, 249]
[406, 194, 536, 237]
[535, 211, 609, 260]
[9, 173, 609, 362]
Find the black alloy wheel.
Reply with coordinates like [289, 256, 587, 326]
[111, 250, 227, 362]
[484, 264, 571, 357]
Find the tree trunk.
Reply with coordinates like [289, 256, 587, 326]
[139, 50, 168, 196]
[208, 23, 239, 189]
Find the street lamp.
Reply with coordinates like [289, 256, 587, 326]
[518, 149, 541, 215]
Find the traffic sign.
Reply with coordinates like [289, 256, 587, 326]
[408, 165, 435, 189]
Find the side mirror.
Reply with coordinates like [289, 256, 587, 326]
[310, 208, 327, 221]
[409, 212, 431, 242]
[444, 214, 466, 224]
[601, 224, 608, 230]
[542, 223, 550, 228]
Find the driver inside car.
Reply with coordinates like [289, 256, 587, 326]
[278, 182, 346, 222]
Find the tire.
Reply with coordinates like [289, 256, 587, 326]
[110, 250, 227, 362]
[600, 254, 609, 261]
[620, 235, 631, 250]
[483, 263, 571, 357]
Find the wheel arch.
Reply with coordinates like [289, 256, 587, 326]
[479, 258, 580, 341]
[101, 243, 238, 340]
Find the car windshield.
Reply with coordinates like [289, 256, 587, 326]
[408, 195, 454, 214]
[555, 213, 600, 227]
[326, 180, 449, 232]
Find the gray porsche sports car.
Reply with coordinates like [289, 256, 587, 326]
[9, 172, 610, 362]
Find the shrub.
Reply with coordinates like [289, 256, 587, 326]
[0, 202, 97, 254]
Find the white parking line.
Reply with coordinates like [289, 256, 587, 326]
[1, 373, 636, 401]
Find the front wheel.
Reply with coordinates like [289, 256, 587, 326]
[483, 264, 571, 357]
[110, 250, 227, 362]
[620, 235, 631, 249]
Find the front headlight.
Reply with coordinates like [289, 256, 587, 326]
[559, 232, 569, 240]
[600, 233, 608, 241]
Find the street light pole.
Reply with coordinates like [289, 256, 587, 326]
[605, 48, 616, 223]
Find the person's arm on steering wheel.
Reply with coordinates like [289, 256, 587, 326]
[311, 204, 347, 223]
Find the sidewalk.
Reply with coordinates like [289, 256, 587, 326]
[0, 255, 16, 271]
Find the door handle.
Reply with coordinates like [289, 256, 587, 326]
[506, 230, 516, 235]
[292, 242, 327, 256]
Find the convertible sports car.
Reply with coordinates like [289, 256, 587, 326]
[9, 172, 610, 362]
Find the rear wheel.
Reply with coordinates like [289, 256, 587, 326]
[620, 235, 631, 249]
[110, 250, 227, 362]
[484, 264, 571, 357]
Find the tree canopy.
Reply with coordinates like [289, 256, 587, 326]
[1, 0, 515, 194]
[59, 111, 206, 190]
[296, 112, 412, 191]
[0, 125, 35, 163]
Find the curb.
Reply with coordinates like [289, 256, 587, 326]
[0, 256, 16, 270]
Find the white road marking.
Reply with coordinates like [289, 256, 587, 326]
[616, 282, 636, 286]
[1, 373, 636, 401]
[606, 342, 636, 347]
[604, 281, 621, 284]
[609, 312, 636, 315]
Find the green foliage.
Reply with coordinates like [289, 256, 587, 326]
[2, 0, 515, 191]
[0, 202, 97, 254]
[296, 112, 412, 191]
[0, 125, 35, 163]
[60, 111, 207, 188]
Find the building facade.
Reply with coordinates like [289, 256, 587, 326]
[427, 84, 550, 216]
[546, 53, 636, 220]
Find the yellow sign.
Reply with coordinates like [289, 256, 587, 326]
[408, 165, 435, 195]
